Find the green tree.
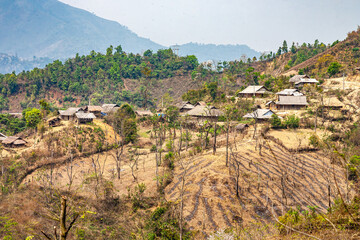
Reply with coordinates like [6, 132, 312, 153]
[24, 108, 42, 129]
[284, 115, 300, 129]
[327, 62, 342, 76]
[271, 114, 283, 129]
[282, 40, 288, 53]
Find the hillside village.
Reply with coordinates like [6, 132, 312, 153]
[1, 27, 360, 239]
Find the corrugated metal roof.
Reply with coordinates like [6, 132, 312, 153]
[276, 96, 308, 105]
[239, 86, 269, 94]
[276, 89, 303, 96]
[243, 109, 275, 119]
[295, 78, 319, 85]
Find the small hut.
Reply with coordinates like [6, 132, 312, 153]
[238, 86, 270, 98]
[47, 116, 61, 127]
[2, 136, 27, 147]
[75, 112, 96, 124]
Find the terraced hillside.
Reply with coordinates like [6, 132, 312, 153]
[165, 137, 350, 236]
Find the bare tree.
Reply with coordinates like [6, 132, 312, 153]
[41, 196, 79, 240]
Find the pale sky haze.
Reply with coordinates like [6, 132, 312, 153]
[59, 0, 360, 52]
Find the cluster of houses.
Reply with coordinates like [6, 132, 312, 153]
[57, 104, 120, 125]
[236, 74, 345, 121]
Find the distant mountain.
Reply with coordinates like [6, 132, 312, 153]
[0, 0, 164, 59]
[178, 43, 260, 63]
[0, 0, 260, 73]
[0, 53, 52, 74]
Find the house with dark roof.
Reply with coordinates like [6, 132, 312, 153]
[243, 109, 276, 121]
[276, 96, 308, 110]
[238, 86, 270, 98]
[60, 108, 81, 121]
[75, 112, 96, 124]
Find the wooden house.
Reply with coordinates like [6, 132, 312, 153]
[265, 101, 276, 110]
[60, 108, 81, 121]
[2, 136, 27, 147]
[243, 109, 276, 121]
[238, 86, 270, 98]
[75, 112, 96, 124]
[276, 96, 308, 110]
[47, 116, 61, 127]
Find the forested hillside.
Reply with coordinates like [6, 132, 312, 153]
[0, 47, 202, 112]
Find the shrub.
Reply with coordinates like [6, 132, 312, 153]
[270, 114, 283, 129]
[284, 115, 300, 129]
[327, 62, 342, 77]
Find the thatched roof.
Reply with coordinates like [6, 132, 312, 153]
[289, 75, 309, 83]
[135, 110, 154, 117]
[313, 97, 345, 108]
[0, 132, 6, 138]
[194, 101, 207, 107]
[47, 116, 61, 122]
[75, 112, 96, 119]
[2, 136, 27, 145]
[276, 96, 308, 106]
[85, 106, 103, 112]
[239, 86, 269, 94]
[177, 101, 194, 110]
[60, 108, 81, 116]
[276, 89, 303, 96]
[243, 109, 275, 119]
[185, 105, 224, 117]
[102, 104, 120, 113]
[9, 113, 22, 119]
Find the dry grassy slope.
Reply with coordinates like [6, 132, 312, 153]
[165, 133, 350, 236]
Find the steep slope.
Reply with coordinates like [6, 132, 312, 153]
[0, 0, 164, 59]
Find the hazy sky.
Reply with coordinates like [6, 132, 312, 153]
[59, 0, 360, 52]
